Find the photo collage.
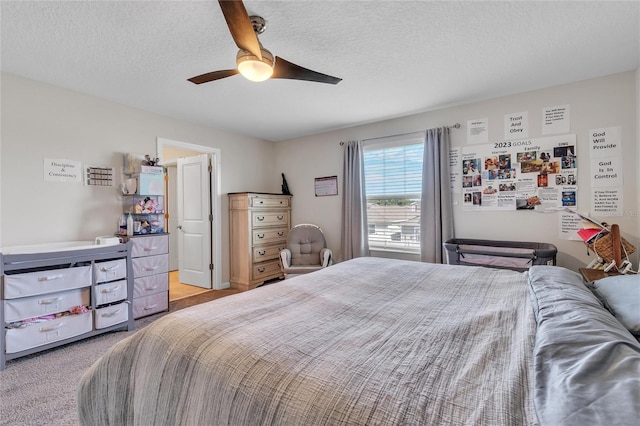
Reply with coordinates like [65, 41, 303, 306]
[460, 134, 578, 211]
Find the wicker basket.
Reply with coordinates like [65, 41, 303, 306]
[589, 233, 637, 264]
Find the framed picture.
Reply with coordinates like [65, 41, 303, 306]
[314, 175, 338, 197]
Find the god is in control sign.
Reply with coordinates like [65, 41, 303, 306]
[44, 158, 82, 183]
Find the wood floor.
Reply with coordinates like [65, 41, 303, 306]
[168, 271, 241, 312]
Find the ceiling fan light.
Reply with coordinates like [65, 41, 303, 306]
[236, 48, 274, 82]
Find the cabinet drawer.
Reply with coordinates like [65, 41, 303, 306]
[132, 254, 169, 278]
[133, 274, 169, 298]
[4, 288, 90, 323]
[252, 228, 288, 246]
[5, 311, 92, 354]
[94, 279, 127, 306]
[94, 259, 127, 283]
[253, 245, 286, 263]
[3, 265, 91, 299]
[133, 292, 168, 318]
[251, 211, 289, 228]
[250, 195, 290, 208]
[253, 260, 282, 281]
[130, 234, 168, 257]
[94, 302, 129, 329]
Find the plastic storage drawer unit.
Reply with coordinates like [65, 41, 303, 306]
[444, 238, 557, 272]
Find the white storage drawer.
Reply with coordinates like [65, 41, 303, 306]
[133, 274, 169, 299]
[133, 292, 168, 318]
[94, 302, 129, 329]
[94, 259, 127, 283]
[4, 288, 90, 323]
[132, 254, 169, 279]
[3, 265, 92, 299]
[94, 280, 127, 306]
[5, 311, 92, 354]
[130, 235, 169, 258]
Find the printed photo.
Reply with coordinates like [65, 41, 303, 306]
[463, 158, 481, 175]
[472, 192, 482, 205]
[562, 191, 576, 206]
[498, 154, 511, 170]
[561, 155, 576, 169]
[517, 151, 537, 162]
[484, 156, 499, 170]
[553, 145, 575, 158]
[463, 176, 473, 188]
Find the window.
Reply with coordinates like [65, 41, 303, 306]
[363, 132, 425, 253]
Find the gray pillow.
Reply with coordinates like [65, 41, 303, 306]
[588, 274, 640, 336]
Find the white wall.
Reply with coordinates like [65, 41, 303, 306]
[0, 73, 278, 284]
[274, 71, 639, 271]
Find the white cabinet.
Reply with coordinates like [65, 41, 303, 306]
[127, 234, 169, 318]
[229, 193, 291, 291]
[0, 243, 134, 370]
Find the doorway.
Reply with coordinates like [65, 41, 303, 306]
[157, 138, 223, 299]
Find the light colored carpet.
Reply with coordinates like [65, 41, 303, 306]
[0, 313, 166, 426]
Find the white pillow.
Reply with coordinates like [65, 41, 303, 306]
[588, 274, 640, 336]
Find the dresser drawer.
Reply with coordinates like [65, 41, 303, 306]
[133, 274, 169, 298]
[253, 245, 286, 263]
[4, 288, 90, 323]
[5, 311, 92, 354]
[94, 279, 127, 306]
[252, 228, 288, 246]
[3, 265, 91, 299]
[130, 234, 169, 257]
[132, 254, 169, 279]
[133, 292, 168, 318]
[253, 260, 282, 281]
[251, 211, 289, 228]
[250, 195, 290, 208]
[94, 302, 128, 329]
[94, 259, 127, 283]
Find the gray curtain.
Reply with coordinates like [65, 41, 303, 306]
[341, 140, 369, 261]
[420, 127, 454, 263]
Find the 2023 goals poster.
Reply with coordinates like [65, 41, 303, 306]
[460, 134, 577, 212]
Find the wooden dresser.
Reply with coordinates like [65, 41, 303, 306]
[229, 192, 291, 291]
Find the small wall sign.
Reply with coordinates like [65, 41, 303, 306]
[44, 158, 82, 183]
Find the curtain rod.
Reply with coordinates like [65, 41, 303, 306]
[340, 123, 461, 146]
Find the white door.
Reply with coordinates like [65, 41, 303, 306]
[177, 154, 211, 288]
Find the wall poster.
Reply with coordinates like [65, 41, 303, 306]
[460, 134, 577, 212]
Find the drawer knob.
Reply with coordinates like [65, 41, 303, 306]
[258, 250, 266, 256]
[277, 215, 284, 220]
[277, 232, 284, 237]
[100, 264, 120, 272]
[37, 274, 64, 282]
[101, 308, 123, 317]
[101, 285, 121, 293]
[257, 267, 266, 273]
[144, 304, 159, 311]
[38, 297, 63, 305]
[143, 246, 157, 251]
[256, 216, 265, 221]
[257, 234, 265, 239]
[39, 322, 65, 332]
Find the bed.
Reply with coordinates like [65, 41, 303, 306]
[77, 257, 640, 425]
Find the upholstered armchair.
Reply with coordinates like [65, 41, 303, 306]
[280, 224, 333, 279]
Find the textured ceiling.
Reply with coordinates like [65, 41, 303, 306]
[1, 1, 638, 142]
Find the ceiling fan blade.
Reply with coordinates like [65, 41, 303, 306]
[218, 0, 262, 60]
[272, 57, 342, 85]
[188, 69, 239, 84]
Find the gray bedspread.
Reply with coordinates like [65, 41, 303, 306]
[528, 266, 640, 425]
[78, 257, 537, 425]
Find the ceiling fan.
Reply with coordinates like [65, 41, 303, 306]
[188, 0, 342, 85]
